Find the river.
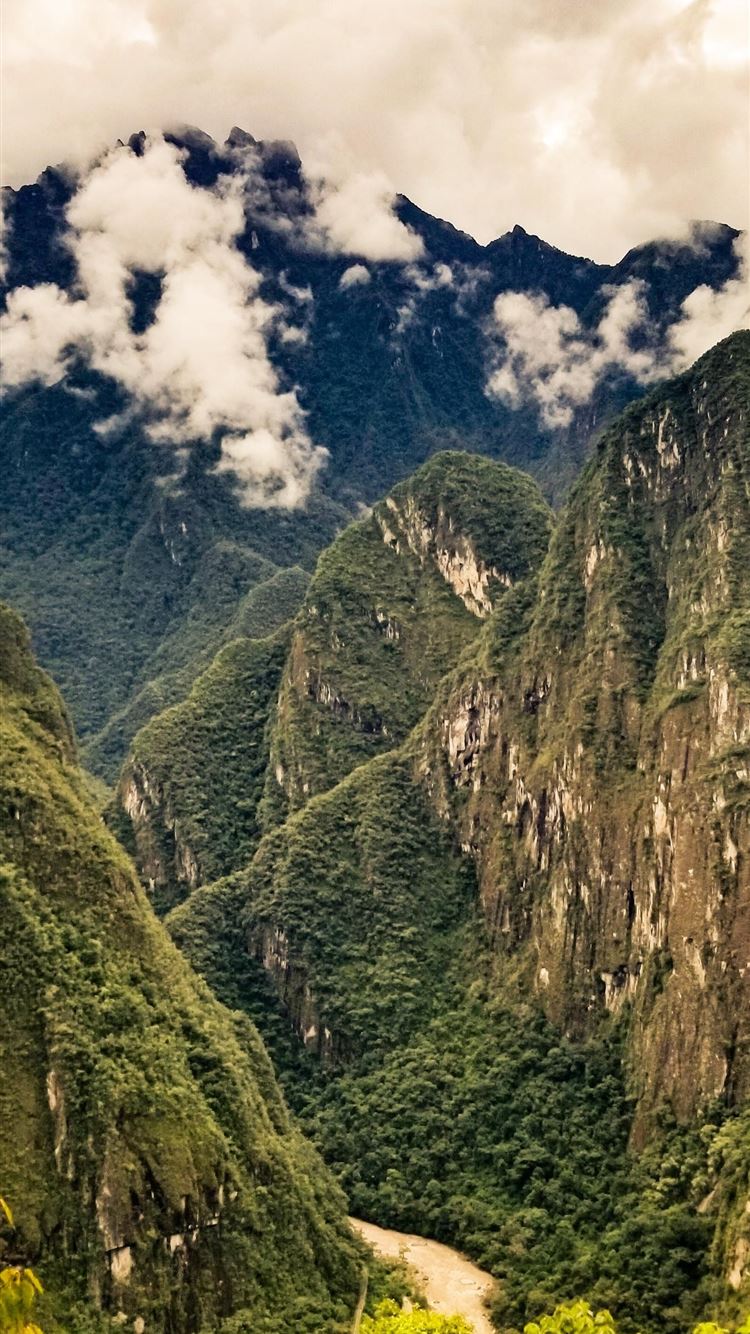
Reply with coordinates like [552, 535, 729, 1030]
[349, 1218, 495, 1333]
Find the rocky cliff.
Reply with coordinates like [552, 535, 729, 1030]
[420, 331, 750, 1138]
[262, 452, 552, 825]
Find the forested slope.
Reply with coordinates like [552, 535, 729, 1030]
[0, 604, 361, 1333]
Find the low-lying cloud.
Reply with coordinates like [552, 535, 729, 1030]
[487, 280, 662, 427]
[487, 234, 749, 428]
[1, 137, 327, 507]
[307, 166, 423, 263]
[222, 131, 425, 264]
[339, 263, 371, 290]
[667, 231, 750, 367]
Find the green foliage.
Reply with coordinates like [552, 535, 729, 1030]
[385, 450, 553, 581]
[0, 1266, 44, 1334]
[362, 1299, 472, 1333]
[0, 604, 361, 1331]
[0, 377, 341, 777]
[0, 1197, 44, 1334]
[247, 753, 476, 1054]
[692, 1321, 750, 1334]
[262, 451, 552, 819]
[109, 337, 750, 1333]
[176, 731, 708, 1330]
[524, 1300, 616, 1334]
[124, 628, 292, 913]
[85, 562, 310, 780]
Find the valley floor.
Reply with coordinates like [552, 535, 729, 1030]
[350, 1218, 496, 1332]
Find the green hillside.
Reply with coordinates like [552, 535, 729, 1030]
[0, 604, 362, 1332]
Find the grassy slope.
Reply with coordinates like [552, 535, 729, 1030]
[84, 562, 310, 782]
[121, 627, 292, 913]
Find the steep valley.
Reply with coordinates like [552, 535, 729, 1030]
[1, 136, 748, 1327]
[114, 335, 750, 1332]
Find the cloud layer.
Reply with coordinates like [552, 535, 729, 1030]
[3, 0, 747, 261]
[1, 139, 326, 507]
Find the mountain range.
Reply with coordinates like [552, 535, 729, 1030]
[0, 128, 742, 779]
[0, 128, 748, 1334]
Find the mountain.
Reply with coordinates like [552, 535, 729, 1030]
[0, 129, 741, 778]
[0, 603, 362, 1332]
[119, 333, 750, 1331]
[119, 452, 552, 913]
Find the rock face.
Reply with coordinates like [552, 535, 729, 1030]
[0, 604, 360, 1331]
[420, 332, 750, 1138]
[227, 339, 749, 1139]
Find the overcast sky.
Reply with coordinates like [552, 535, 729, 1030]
[3, 0, 748, 261]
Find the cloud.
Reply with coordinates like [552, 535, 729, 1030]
[3, 0, 746, 262]
[486, 233, 750, 427]
[339, 263, 371, 289]
[391, 261, 455, 336]
[305, 163, 423, 262]
[0, 137, 326, 507]
[486, 280, 663, 427]
[227, 131, 423, 263]
[667, 231, 750, 366]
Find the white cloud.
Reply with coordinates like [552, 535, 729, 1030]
[486, 233, 750, 426]
[667, 231, 750, 367]
[487, 280, 663, 427]
[0, 137, 326, 507]
[391, 262, 456, 336]
[2, 0, 746, 262]
[339, 263, 371, 289]
[306, 165, 423, 262]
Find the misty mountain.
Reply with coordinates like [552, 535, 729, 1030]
[0, 127, 741, 775]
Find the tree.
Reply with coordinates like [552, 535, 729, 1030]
[0, 1197, 44, 1334]
[361, 1299, 473, 1333]
[524, 1301, 616, 1334]
[692, 1321, 750, 1334]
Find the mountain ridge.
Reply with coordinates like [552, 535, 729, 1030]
[0, 601, 363, 1332]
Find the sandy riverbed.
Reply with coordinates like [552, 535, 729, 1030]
[349, 1218, 495, 1333]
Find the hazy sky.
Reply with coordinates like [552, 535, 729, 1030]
[3, 0, 748, 261]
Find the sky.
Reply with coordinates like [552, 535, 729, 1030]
[3, 0, 749, 262]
